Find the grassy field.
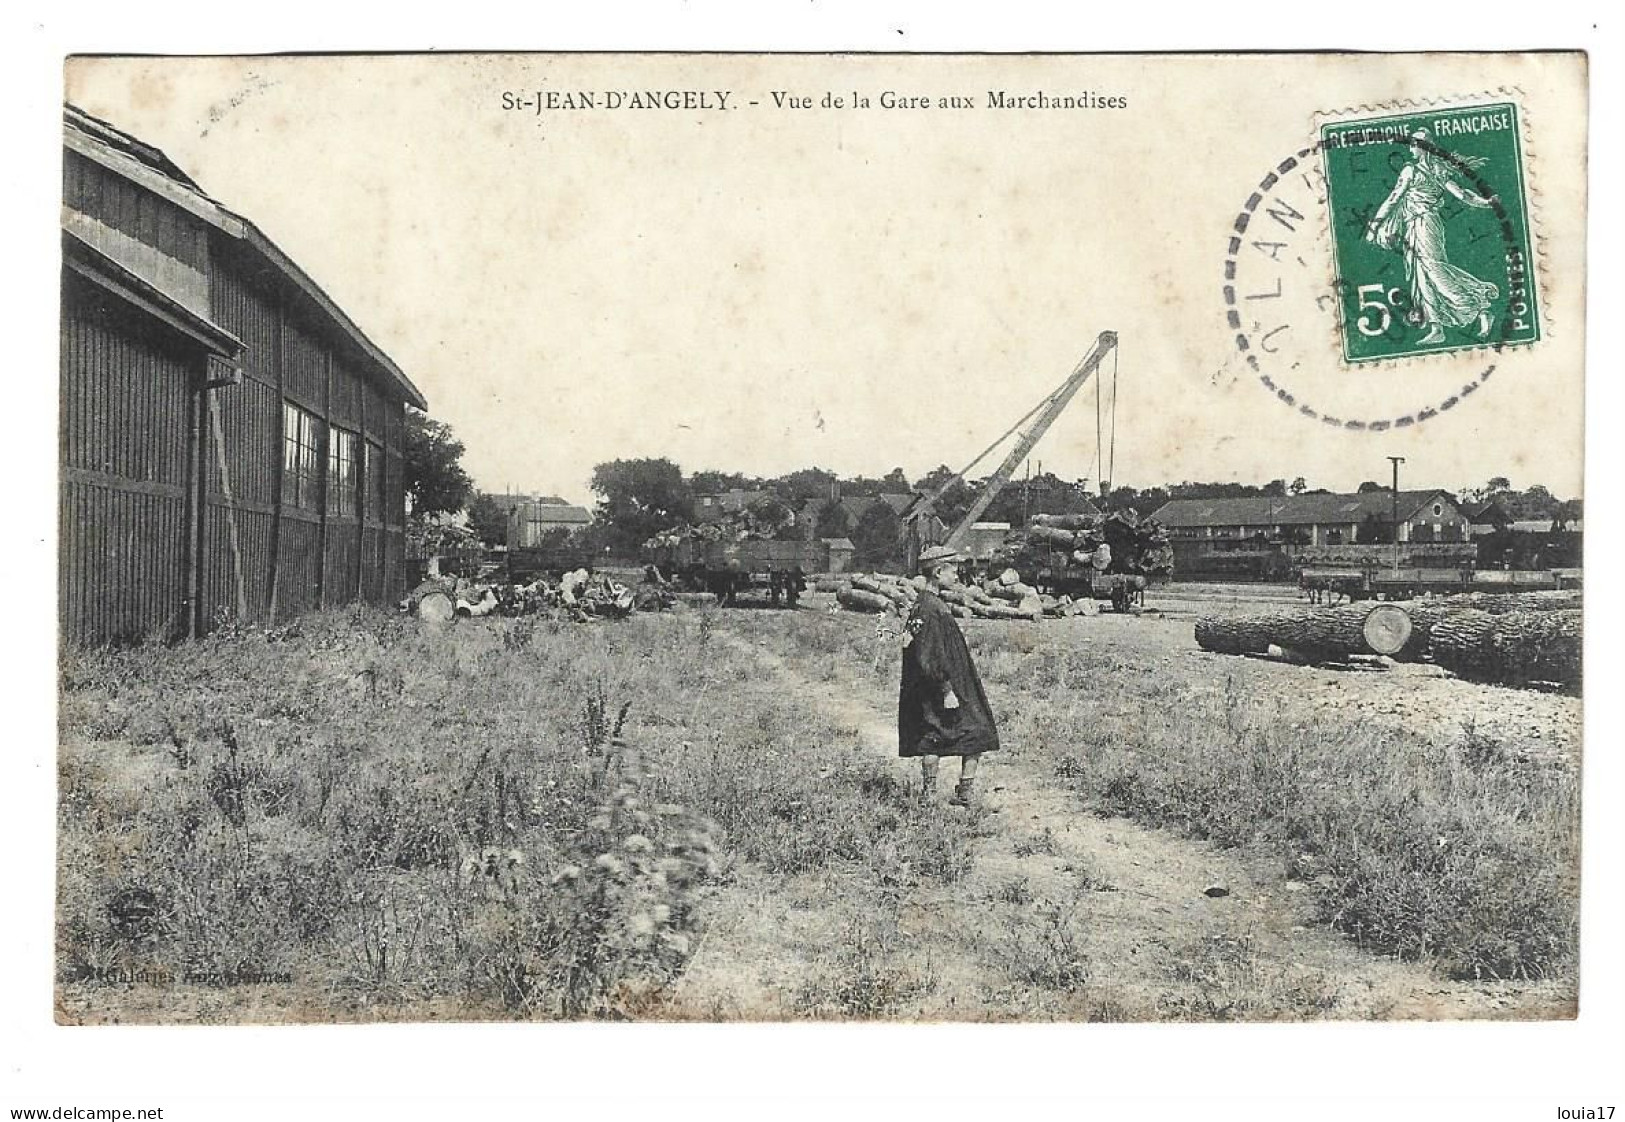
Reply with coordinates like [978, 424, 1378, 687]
[55, 595, 1580, 1022]
[734, 605, 1581, 983]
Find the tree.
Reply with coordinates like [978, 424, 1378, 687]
[913, 465, 976, 528]
[881, 467, 912, 494]
[688, 469, 756, 496]
[466, 492, 509, 547]
[851, 499, 903, 572]
[590, 458, 692, 552]
[404, 410, 473, 518]
[814, 498, 854, 539]
[1357, 480, 1389, 494]
[1289, 476, 1308, 495]
[774, 467, 839, 506]
[1262, 479, 1287, 497]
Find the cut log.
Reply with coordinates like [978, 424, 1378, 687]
[1027, 525, 1078, 549]
[1430, 610, 1499, 681]
[1390, 591, 1582, 663]
[975, 602, 1039, 621]
[1194, 603, 1413, 662]
[1030, 513, 1096, 531]
[416, 591, 456, 623]
[837, 587, 892, 613]
[987, 581, 1039, 603]
[1359, 603, 1413, 656]
[1491, 609, 1581, 690]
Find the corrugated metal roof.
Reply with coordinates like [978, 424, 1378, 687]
[1151, 489, 1456, 528]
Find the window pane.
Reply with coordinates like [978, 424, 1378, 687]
[283, 404, 301, 505]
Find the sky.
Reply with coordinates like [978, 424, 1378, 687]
[64, 53, 1588, 504]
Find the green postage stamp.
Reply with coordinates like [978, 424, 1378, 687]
[1320, 101, 1539, 364]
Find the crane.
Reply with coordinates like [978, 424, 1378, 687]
[901, 330, 1119, 570]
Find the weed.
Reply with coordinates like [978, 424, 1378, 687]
[1159, 932, 1341, 1021]
[996, 897, 1092, 991]
[1013, 828, 1060, 858]
[996, 876, 1033, 905]
[793, 911, 935, 1019]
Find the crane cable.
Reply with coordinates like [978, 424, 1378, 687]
[1095, 352, 1103, 494]
[1107, 341, 1119, 494]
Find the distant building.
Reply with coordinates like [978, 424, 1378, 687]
[507, 502, 593, 549]
[822, 538, 856, 573]
[60, 106, 426, 644]
[1510, 519, 1583, 535]
[1466, 499, 1513, 537]
[1151, 489, 1470, 547]
[693, 489, 770, 523]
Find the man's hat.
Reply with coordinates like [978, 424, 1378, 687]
[918, 545, 965, 569]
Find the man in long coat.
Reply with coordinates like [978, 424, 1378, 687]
[899, 545, 1000, 806]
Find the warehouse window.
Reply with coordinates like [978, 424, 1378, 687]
[328, 427, 359, 518]
[282, 403, 324, 511]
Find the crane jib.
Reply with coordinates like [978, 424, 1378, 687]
[930, 331, 1119, 551]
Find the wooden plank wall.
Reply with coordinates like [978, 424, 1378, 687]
[62, 151, 209, 271]
[60, 151, 417, 644]
[59, 278, 195, 645]
[206, 259, 282, 626]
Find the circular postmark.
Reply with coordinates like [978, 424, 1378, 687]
[1224, 101, 1541, 431]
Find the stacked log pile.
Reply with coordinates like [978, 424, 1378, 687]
[829, 569, 1100, 622]
[1196, 591, 1582, 692]
[991, 510, 1173, 594]
[1430, 608, 1581, 690]
[644, 497, 798, 550]
[1391, 590, 1582, 664]
[1193, 603, 1412, 662]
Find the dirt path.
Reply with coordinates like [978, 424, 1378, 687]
[671, 624, 1574, 1021]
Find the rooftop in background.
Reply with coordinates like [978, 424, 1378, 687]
[1152, 489, 1458, 529]
[1511, 519, 1583, 534]
[512, 503, 592, 524]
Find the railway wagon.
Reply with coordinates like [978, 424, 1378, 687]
[647, 539, 829, 605]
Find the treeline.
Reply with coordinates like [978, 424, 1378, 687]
[432, 432, 1580, 562]
[580, 459, 1109, 562]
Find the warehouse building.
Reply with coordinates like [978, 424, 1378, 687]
[1151, 489, 1470, 547]
[60, 106, 428, 645]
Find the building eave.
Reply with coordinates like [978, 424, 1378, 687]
[63, 230, 245, 361]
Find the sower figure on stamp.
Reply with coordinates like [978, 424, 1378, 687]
[1364, 127, 1500, 345]
[899, 545, 1000, 807]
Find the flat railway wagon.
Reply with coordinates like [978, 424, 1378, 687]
[507, 546, 599, 584]
[1322, 565, 1575, 601]
[648, 539, 829, 606]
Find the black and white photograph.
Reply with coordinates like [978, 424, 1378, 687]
[8, 16, 1624, 1122]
